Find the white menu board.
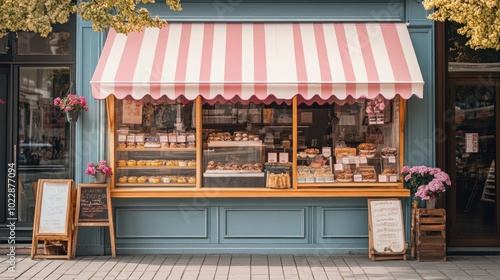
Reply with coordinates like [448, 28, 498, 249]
[38, 182, 70, 234]
[368, 199, 405, 254]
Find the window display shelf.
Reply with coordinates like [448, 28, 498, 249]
[203, 172, 265, 178]
[116, 166, 196, 170]
[207, 141, 264, 147]
[116, 183, 196, 187]
[110, 187, 410, 198]
[297, 182, 402, 188]
[116, 148, 196, 152]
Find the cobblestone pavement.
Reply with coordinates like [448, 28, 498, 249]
[1, 254, 500, 280]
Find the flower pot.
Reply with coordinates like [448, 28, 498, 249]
[93, 172, 107, 183]
[426, 198, 437, 209]
[66, 110, 80, 123]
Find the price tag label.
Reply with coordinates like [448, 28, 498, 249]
[279, 153, 289, 163]
[359, 157, 367, 164]
[354, 174, 362, 182]
[389, 156, 396, 163]
[268, 153, 277, 163]
[342, 157, 349, 165]
[168, 135, 177, 143]
[334, 164, 344, 171]
[322, 147, 331, 158]
[348, 156, 356, 164]
[177, 135, 187, 143]
[118, 134, 127, 142]
[389, 175, 398, 182]
[159, 135, 168, 143]
[378, 175, 388, 182]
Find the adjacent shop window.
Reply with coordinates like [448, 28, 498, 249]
[18, 67, 71, 223]
[448, 22, 500, 72]
[0, 36, 8, 54]
[17, 32, 70, 56]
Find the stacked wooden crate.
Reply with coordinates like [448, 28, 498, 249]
[412, 208, 446, 262]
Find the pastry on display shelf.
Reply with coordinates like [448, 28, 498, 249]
[148, 176, 161, 183]
[336, 169, 354, 182]
[380, 147, 397, 158]
[382, 168, 398, 175]
[161, 176, 171, 183]
[127, 176, 138, 183]
[117, 160, 127, 167]
[118, 176, 128, 183]
[357, 143, 377, 158]
[138, 176, 148, 183]
[127, 160, 137, 166]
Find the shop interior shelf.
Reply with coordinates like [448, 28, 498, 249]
[116, 166, 196, 170]
[207, 141, 264, 147]
[204, 171, 265, 178]
[297, 182, 402, 188]
[116, 183, 196, 187]
[116, 147, 196, 152]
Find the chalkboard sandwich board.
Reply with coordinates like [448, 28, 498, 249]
[73, 183, 116, 258]
[77, 185, 109, 222]
[368, 198, 407, 261]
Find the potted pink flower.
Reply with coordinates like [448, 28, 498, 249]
[86, 160, 113, 183]
[53, 94, 89, 122]
[402, 165, 451, 209]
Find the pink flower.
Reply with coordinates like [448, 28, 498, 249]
[402, 165, 451, 201]
[53, 94, 90, 112]
[86, 160, 113, 177]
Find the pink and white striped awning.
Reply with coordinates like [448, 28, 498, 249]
[91, 22, 424, 104]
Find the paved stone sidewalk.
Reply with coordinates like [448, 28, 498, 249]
[1, 254, 500, 280]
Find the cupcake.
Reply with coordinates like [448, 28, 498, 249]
[188, 177, 196, 184]
[177, 177, 187, 183]
[117, 160, 127, 167]
[137, 176, 148, 183]
[187, 160, 196, 167]
[137, 160, 147, 166]
[118, 176, 128, 183]
[127, 160, 137, 166]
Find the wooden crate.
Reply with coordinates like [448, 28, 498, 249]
[413, 208, 446, 262]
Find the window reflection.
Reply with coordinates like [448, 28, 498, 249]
[448, 22, 500, 72]
[0, 36, 8, 54]
[17, 32, 70, 55]
[18, 67, 71, 223]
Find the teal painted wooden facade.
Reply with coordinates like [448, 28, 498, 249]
[75, 0, 434, 255]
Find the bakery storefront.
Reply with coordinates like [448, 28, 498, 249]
[88, 21, 425, 254]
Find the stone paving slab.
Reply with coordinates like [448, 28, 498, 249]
[1, 255, 499, 280]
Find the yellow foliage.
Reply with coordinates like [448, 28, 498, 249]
[423, 0, 500, 50]
[0, 0, 182, 38]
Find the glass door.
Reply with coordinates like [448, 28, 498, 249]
[448, 78, 499, 246]
[16, 66, 72, 226]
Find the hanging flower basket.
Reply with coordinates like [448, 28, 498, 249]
[65, 110, 80, 123]
[54, 91, 89, 123]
